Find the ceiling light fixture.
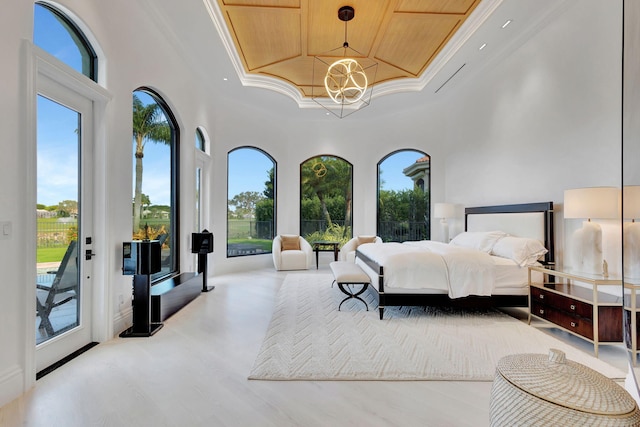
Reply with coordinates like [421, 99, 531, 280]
[312, 5, 378, 119]
[479, 43, 487, 51]
[501, 19, 512, 28]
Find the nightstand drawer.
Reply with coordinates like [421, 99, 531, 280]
[531, 287, 592, 319]
[531, 301, 593, 340]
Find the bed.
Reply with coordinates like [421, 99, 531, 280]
[355, 202, 554, 319]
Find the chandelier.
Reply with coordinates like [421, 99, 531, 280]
[312, 6, 378, 119]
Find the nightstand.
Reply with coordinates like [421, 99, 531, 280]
[528, 265, 623, 357]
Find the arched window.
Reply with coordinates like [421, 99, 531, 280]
[377, 150, 430, 242]
[195, 127, 206, 152]
[132, 88, 179, 280]
[300, 155, 353, 244]
[227, 147, 276, 257]
[34, 2, 97, 81]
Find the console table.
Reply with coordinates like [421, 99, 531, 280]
[528, 266, 622, 357]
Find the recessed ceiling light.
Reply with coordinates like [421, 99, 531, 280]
[501, 20, 512, 29]
[479, 43, 487, 51]
[223, 77, 228, 81]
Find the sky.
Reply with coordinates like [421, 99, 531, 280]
[228, 149, 273, 198]
[35, 4, 83, 207]
[378, 150, 426, 192]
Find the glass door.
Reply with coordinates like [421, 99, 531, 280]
[35, 85, 93, 371]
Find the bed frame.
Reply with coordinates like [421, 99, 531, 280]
[356, 202, 555, 319]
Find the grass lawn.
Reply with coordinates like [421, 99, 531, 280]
[227, 238, 272, 251]
[37, 247, 67, 263]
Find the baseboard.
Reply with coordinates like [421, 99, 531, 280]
[113, 306, 132, 337]
[0, 365, 24, 408]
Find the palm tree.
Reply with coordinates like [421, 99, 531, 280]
[132, 94, 170, 232]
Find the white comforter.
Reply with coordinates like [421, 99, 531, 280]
[356, 241, 494, 298]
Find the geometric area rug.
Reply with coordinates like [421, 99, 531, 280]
[248, 274, 626, 381]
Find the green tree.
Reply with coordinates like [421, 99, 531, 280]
[263, 167, 274, 199]
[301, 156, 352, 233]
[132, 93, 171, 232]
[57, 200, 78, 217]
[228, 191, 264, 219]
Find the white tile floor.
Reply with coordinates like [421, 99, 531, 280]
[3, 254, 638, 426]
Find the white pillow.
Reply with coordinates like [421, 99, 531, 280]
[449, 231, 506, 253]
[492, 236, 548, 267]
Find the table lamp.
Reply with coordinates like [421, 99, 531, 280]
[564, 187, 618, 275]
[434, 203, 455, 243]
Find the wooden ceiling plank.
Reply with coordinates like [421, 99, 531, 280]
[226, 7, 301, 70]
[396, 0, 478, 15]
[375, 14, 461, 76]
[220, 0, 300, 7]
[307, 0, 388, 57]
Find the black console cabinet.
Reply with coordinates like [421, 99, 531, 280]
[120, 240, 163, 338]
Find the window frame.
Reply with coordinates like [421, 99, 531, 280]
[299, 154, 353, 241]
[194, 127, 211, 233]
[34, 2, 98, 82]
[226, 146, 276, 258]
[132, 87, 180, 280]
[376, 149, 431, 242]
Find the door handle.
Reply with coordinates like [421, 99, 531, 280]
[85, 249, 96, 260]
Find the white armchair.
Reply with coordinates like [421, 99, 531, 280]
[272, 235, 314, 271]
[339, 235, 382, 262]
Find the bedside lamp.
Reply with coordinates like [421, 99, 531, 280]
[564, 187, 618, 275]
[434, 203, 455, 243]
[624, 186, 640, 279]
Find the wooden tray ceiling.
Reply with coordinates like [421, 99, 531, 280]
[216, 0, 482, 98]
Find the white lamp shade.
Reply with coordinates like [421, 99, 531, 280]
[434, 203, 455, 219]
[624, 186, 640, 220]
[564, 187, 619, 219]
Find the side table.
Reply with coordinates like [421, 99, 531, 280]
[312, 240, 339, 269]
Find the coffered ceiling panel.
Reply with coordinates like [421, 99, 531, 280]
[224, 7, 301, 70]
[376, 14, 462, 76]
[307, 0, 389, 57]
[215, 0, 482, 98]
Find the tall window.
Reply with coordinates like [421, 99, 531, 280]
[34, 2, 97, 81]
[377, 150, 430, 242]
[227, 147, 275, 257]
[300, 155, 352, 244]
[195, 128, 208, 232]
[132, 89, 179, 279]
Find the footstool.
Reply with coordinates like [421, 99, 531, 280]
[329, 261, 371, 311]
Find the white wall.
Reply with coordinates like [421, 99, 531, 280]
[0, 0, 623, 407]
[441, 0, 622, 271]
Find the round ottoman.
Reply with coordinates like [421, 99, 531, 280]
[490, 349, 640, 426]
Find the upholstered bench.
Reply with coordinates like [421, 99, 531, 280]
[329, 261, 371, 311]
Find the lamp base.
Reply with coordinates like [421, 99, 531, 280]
[571, 221, 603, 275]
[440, 218, 449, 243]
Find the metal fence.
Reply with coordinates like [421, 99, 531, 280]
[227, 220, 274, 240]
[300, 220, 347, 237]
[300, 219, 430, 242]
[378, 220, 430, 242]
[37, 220, 77, 248]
